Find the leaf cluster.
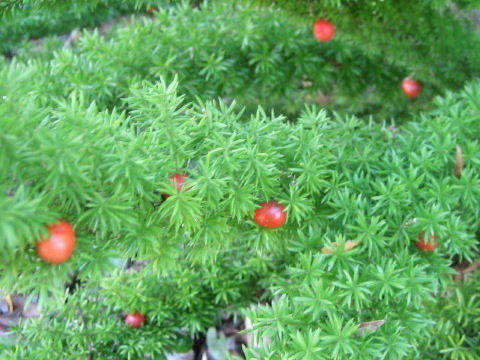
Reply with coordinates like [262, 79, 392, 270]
[1, 1, 480, 359]
[5, 2, 442, 120]
[248, 0, 480, 94]
[0, 0, 144, 55]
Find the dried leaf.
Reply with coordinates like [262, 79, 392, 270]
[357, 319, 385, 336]
[454, 145, 463, 178]
[243, 316, 254, 348]
[301, 80, 313, 88]
[400, 218, 417, 229]
[243, 315, 271, 349]
[321, 240, 359, 254]
[64, 28, 81, 47]
[315, 90, 334, 105]
[460, 258, 480, 275]
[451, 258, 480, 281]
[4, 295, 13, 313]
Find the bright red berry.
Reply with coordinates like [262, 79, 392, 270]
[35, 220, 75, 264]
[162, 174, 187, 199]
[147, 5, 155, 13]
[313, 19, 335, 42]
[254, 201, 286, 229]
[125, 311, 146, 328]
[401, 78, 421, 98]
[415, 233, 438, 251]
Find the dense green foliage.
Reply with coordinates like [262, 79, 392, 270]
[4, 2, 456, 119]
[244, 83, 480, 359]
[250, 0, 480, 93]
[1, 1, 480, 359]
[6, 0, 480, 119]
[423, 270, 480, 359]
[0, 0, 154, 13]
[0, 0, 142, 55]
[2, 74, 480, 359]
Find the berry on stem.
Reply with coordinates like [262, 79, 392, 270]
[35, 220, 75, 264]
[313, 19, 335, 42]
[162, 173, 187, 199]
[254, 201, 286, 229]
[125, 311, 146, 328]
[401, 78, 421, 98]
[415, 233, 438, 251]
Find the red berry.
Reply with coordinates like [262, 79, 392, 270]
[125, 311, 146, 328]
[401, 78, 421, 98]
[162, 174, 187, 200]
[35, 220, 75, 264]
[254, 201, 286, 229]
[147, 5, 156, 13]
[313, 19, 335, 42]
[415, 233, 438, 251]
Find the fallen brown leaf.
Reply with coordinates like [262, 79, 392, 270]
[455, 145, 463, 178]
[64, 28, 81, 47]
[314, 90, 334, 106]
[4, 294, 13, 313]
[243, 314, 271, 349]
[462, 258, 480, 273]
[400, 218, 417, 229]
[321, 240, 359, 254]
[453, 258, 480, 281]
[357, 319, 385, 336]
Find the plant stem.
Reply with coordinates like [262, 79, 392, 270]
[77, 300, 94, 360]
